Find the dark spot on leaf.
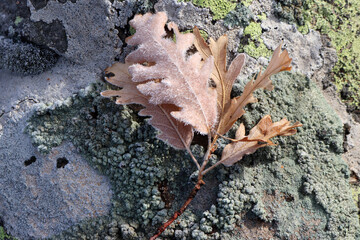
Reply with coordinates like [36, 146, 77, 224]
[208, 79, 217, 88]
[105, 72, 115, 78]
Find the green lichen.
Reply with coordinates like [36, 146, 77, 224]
[183, 29, 209, 40]
[218, 72, 359, 239]
[0, 227, 17, 240]
[273, 0, 309, 27]
[241, 0, 253, 7]
[129, 26, 136, 36]
[274, 0, 360, 111]
[14, 16, 23, 26]
[239, 22, 272, 59]
[181, 0, 237, 20]
[26, 70, 360, 239]
[350, 184, 360, 219]
[257, 13, 267, 21]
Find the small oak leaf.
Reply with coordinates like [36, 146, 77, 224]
[220, 115, 302, 166]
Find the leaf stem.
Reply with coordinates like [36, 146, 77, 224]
[150, 131, 226, 239]
[149, 177, 205, 240]
[202, 159, 225, 175]
[185, 145, 201, 170]
[199, 134, 212, 173]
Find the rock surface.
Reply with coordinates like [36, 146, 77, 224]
[0, 0, 359, 239]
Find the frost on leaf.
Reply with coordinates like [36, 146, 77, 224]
[220, 115, 302, 166]
[101, 62, 193, 149]
[125, 12, 217, 134]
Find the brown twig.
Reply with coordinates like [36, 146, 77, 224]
[150, 177, 205, 240]
[150, 134, 216, 239]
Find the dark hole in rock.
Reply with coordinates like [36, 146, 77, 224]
[283, 192, 295, 202]
[343, 123, 351, 152]
[29, 0, 49, 10]
[90, 105, 99, 119]
[158, 179, 175, 209]
[57, 157, 69, 168]
[24, 156, 37, 166]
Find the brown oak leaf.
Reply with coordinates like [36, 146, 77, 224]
[193, 30, 292, 135]
[125, 12, 217, 134]
[220, 44, 292, 134]
[101, 62, 193, 149]
[193, 27, 246, 135]
[220, 115, 302, 166]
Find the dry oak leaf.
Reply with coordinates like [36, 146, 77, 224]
[220, 115, 302, 166]
[193, 27, 246, 135]
[101, 62, 193, 149]
[220, 44, 292, 135]
[125, 12, 217, 134]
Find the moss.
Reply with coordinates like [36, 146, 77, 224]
[238, 22, 272, 59]
[181, 0, 237, 20]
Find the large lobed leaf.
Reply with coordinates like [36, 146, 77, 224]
[101, 62, 193, 149]
[125, 12, 217, 134]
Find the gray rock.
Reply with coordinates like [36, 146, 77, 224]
[28, 0, 121, 68]
[0, 36, 58, 75]
[261, 18, 323, 78]
[0, 115, 112, 239]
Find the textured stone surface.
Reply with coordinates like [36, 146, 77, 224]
[28, 0, 121, 68]
[0, 0, 359, 239]
[24, 73, 360, 240]
[0, 36, 58, 75]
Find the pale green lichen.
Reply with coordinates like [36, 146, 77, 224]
[350, 184, 360, 219]
[274, 0, 360, 110]
[239, 22, 272, 59]
[181, 0, 237, 20]
[26, 71, 360, 239]
[241, 0, 253, 7]
[14, 16, 23, 26]
[0, 227, 17, 240]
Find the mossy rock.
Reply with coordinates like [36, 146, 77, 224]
[27, 72, 360, 239]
